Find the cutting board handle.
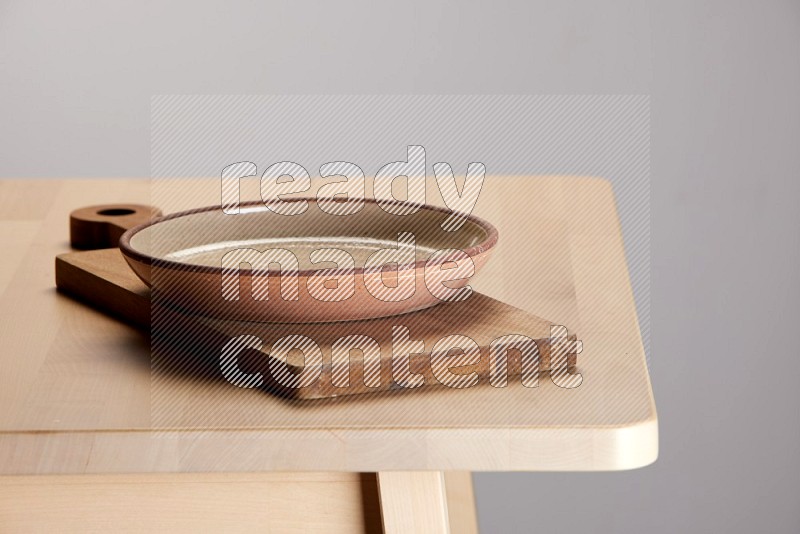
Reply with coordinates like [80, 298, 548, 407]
[70, 204, 162, 250]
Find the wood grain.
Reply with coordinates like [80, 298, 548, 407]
[378, 471, 450, 533]
[69, 203, 161, 249]
[443, 471, 479, 534]
[0, 177, 657, 473]
[0, 472, 383, 533]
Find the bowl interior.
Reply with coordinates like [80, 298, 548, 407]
[128, 201, 492, 271]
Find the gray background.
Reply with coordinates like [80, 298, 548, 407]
[1, 1, 798, 532]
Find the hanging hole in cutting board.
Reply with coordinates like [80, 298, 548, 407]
[97, 208, 136, 216]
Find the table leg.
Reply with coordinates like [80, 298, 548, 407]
[443, 471, 480, 534]
[376, 471, 478, 534]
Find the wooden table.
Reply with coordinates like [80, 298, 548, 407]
[0, 177, 657, 532]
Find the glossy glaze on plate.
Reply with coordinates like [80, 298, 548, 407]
[120, 199, 497, 323]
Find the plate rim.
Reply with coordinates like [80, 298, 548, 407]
[119, 197, 499, 277]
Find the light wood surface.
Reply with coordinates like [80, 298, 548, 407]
[0, 177, 657, 473]
[0, 472, 383, 533]
[443, 471, 479, 534]
[378, 471, 450, 533]
[375, 471, 478, 534]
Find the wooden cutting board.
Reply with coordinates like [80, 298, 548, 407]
[55, 205, 577, 400]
